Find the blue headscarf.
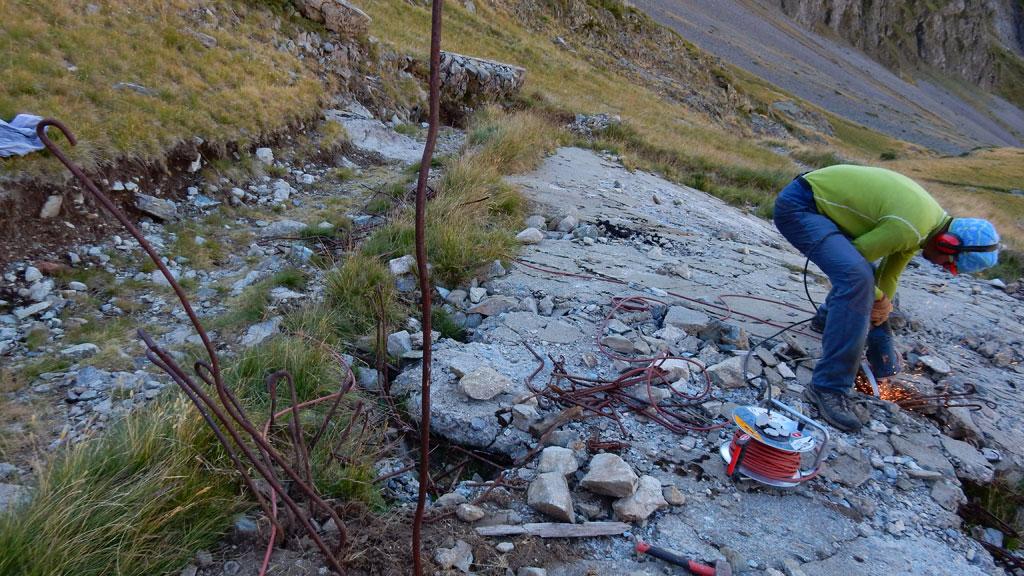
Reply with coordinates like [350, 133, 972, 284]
[949, 218, 999, 274]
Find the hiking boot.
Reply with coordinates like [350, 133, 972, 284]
[803, 386, 862, 433]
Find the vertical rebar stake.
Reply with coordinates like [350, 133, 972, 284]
[412, 0, 444, 573]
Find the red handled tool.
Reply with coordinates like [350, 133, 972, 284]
[635, 541, 731, 576]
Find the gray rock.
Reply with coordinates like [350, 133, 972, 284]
[0, 483, 29, 513]
[777, 362, 796, 379]
[468, 296, 518, 316]
[0, 463, 18, 481]
[179, 565, 197, 576]
[469, 287, 488, 304]
[663, 485, 686, 506]
[68, 281, 88, 291]
[11, 302, 48, 320]
[255, 147, 274, 164]
[39, 195, 63, 219]
[324, 111, 424, 164]
[258, 219, 306, 238]
[435, 492, 468, 507]
[663, 306, 710, 332]
[23, 266, 43, 283]
[240, 316, 282, 347]
[516, 228, 544, 244]
[537, 446, 578, 476]
[891, 433, 955, 476]
[517, 569, 547, 576]
[270, 179, 293, 203]
[512, 403, 541, 432]
[446, 289, 468, 307]
[60, 343, 99, 359]
[918, 354, 952, 375]
[525, 215, 546, 229]
[389, 255, 416, 276]
[269, 286, 304, 303]
[387, 330, 413, 357]
[557, 214, 579, 232]
[434, 539, 473, 573]
[527, 472, 574, 522]
[496, 542, 514, 553]
[581, 453, 639, 497]
[134, 193, 178, 221]
[601, 334, 635, 353]
[459, 365, 514, 400]
[933, 477, 962, 508]
[27, 279, 54, 301]
[940, 436, 994, 483]
[538, 295, 554, 316]
[456, 503, 486, 522]
[613, 475, 668, 522]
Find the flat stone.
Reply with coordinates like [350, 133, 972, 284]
[518, 568, 547, 576]
[434, 492, 468, 507]
[601, 334, 635, 353]
[663, 306, 710, 332]
[60, 342, 99, 359]
[459, 365, 514, 400]
[777, 362, 796, 379]
[537, 446, 578, 476]
[240, 316, 282, 347]
[68, 281, 87, 291]
[939, 436, 994, 483]
[824, 452, 873, 488]
[581, 453, 639, 498]
[613, 475, 668, 522]
[537, 320, 583, 343]
[468, 296, 518, 316]
[890, 433, 955, 476]
[918, 355, 952, 375]
[527, 472, 574, 522]
[134, 193, 178, 221]
[13, 301, 50, 319]
[258, 219, 306, 238]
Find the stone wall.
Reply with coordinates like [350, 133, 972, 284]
[439, 51, 526, 119]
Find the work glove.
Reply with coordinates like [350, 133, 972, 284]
[870, 294, 893, 326]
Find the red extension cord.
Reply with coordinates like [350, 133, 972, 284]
[727, 431, 818, 483]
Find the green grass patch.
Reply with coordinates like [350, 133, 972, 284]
[790, 148, 846, 169]
[982, 249, 1023, 283]
[0, 397, 243, 576]
[212, 268, 308, 330]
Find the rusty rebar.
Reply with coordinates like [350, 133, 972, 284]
[411, 0, 445, 573]
[37, 120, 354, 573]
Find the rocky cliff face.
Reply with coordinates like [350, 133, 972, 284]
[773, 0, 1024, 105]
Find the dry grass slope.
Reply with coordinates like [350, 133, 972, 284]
[0, 0, 323, 182]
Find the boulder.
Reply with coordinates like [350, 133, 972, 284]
[459, 365, 514, 400]
[612, 475, 668, 522]
[527, 472, 574, 522]
[581, 453, 639, 497]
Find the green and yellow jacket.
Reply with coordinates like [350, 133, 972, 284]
[803, 165, 949, 300]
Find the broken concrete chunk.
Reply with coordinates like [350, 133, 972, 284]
[581, 453, 638, 498]
[776, 362, 796, 380]
[612, 475, 668, 522]
[537, 446, 578, 476]
[705, 356, 748, 389]
[527, 472, 574, 522]
[662, 306, 710, 333]
[459, 365, 514, 400]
